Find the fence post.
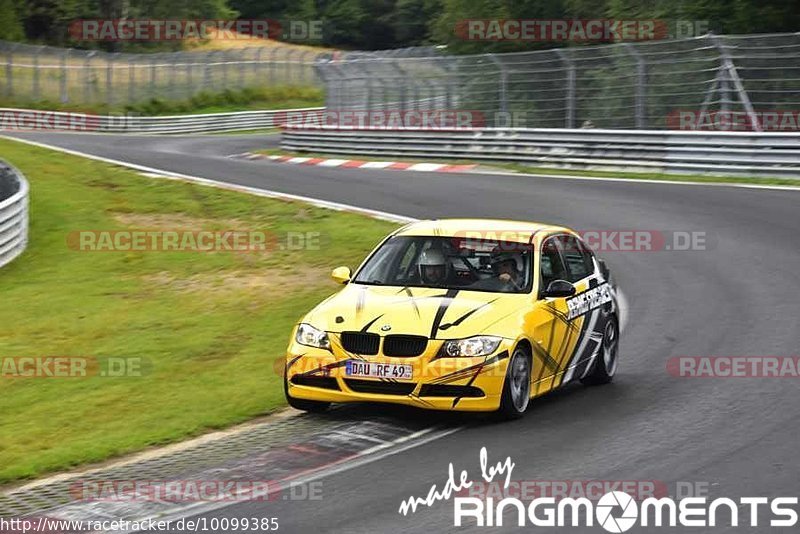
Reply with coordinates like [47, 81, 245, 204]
[255, 47, 263, 83]
[711, 33, 760, 131]
[4, 43, 14, 97]
[269, 48, 277, 86]
[32, 46, 42, 100]
[185, 53, 193, 96]
[60, 48, 69, 103]
[203, 52, 212, 91]
[487, 54, 508, 123]
[83, 51, 93, 103]
[554, 49, 575, 129]
[128, 55, 135, 103]
[624, 44, 647, 129]
[168, 53, 176, 99]
[106, 53, 116, 105]
[238, 49, 246, 87]
[221, 51, 228, 90]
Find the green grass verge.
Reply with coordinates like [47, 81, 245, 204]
[0, 86, 323, 116]
[0, 138, 396, 484]
[255, 148, 800, 187]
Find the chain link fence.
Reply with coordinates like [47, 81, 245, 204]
[317, 33, 800, 130]
[1, 41, 327, 106]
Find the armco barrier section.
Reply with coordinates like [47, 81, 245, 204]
[0, 107, 324, 134]
[281, 127, 800, 177]
[0, 161, 29, 269]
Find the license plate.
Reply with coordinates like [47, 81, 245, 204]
[345, 361, 413, 380]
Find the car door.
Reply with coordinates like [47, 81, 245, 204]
[555, 234, 608, 383]
[526, 234, 576, 396]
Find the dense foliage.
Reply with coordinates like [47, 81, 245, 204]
[3, 0, 799, 51]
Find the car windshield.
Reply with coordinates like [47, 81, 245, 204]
[353, 236, 533, 294]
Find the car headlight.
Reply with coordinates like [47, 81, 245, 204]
[295, 323, 330, 350]
[441, 336, 503, 358]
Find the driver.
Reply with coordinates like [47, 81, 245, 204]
[418, 248, 450, 286]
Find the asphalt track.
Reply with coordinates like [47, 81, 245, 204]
[4, 132, 800, 533]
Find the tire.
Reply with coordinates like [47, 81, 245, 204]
[284, 372, 331, 413]
[581, 316, 619, 386]
[497, 346, 532, 419]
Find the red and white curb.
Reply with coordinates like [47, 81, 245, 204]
[232, 152, 477, 173]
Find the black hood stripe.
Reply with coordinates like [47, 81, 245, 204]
[429, 289, 460, 339]
[439, 298, 499, 331]
[360, 314, 384, 332]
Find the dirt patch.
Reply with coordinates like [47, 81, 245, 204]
[143, 265, 330, 296]
[113, 212, 251, 230]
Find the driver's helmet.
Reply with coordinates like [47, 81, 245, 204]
[491, 249, 522, 275]
[418, 248, 449, 285]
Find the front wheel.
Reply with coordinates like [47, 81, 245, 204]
[284, 373, 331, 413]
[581, 317, 619, 386]
[497, 347, 532, 419]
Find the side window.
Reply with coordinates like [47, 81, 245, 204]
[540, 237, 568, 291]
[559, 235, 594, 282]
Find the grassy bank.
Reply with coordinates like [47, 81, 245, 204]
[0, 86, 324, 116]
[0, 138, 396, 483]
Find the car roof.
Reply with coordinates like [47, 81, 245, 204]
[393, 219, 572, 243]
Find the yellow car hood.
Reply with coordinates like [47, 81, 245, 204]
[303, 284, 526, 339]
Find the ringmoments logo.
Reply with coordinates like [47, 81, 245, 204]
[397, 447, 800, 531]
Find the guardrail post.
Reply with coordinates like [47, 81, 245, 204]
[487, 54, 508, 119]
[711, 33, 761, 132]
[624, 44, 646, 129]
[555, 49, 576, 129]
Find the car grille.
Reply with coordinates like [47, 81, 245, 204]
[418, 384, 485, 398]
[290, 375, 340, 390]
[383, 335, 428, 357]
[340, 332, 380, 355]
[344, 379, 416, 395]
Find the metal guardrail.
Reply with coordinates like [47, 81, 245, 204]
[281, 126, 800, 177]
[0, 107, 324, 134]
[0, 161, 29, 269]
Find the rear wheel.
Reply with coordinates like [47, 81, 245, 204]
[284, 373, 331, 413]
[581, 317, 619, 386]
[497, 346, 531, 419]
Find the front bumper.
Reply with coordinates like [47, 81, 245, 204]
[284, 337, 512, 412]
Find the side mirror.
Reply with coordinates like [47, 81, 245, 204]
[331, 266, 352, 285]
[542, 279, 576, 298]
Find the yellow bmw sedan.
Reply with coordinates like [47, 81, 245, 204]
[284, 219, 620, 418]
